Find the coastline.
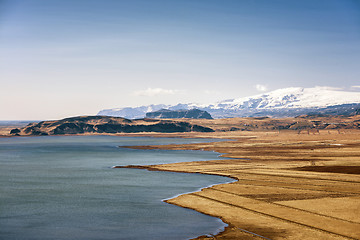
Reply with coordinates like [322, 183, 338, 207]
[1, 135, 237, 240]
[115, 164, 256, 239]
[3, 125, 360, 239]
[115, 130, 360, 239]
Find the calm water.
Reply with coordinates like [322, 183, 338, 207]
[0, 136, 233, 240]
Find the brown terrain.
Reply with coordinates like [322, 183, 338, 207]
[115, 116, 360, 240]
[3, 115, 360, 239]
[5, 116, 214, 136]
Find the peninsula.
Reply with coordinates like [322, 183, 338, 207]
[5, 115, 360, 239]
[114, 115, 360, 240]
[8, 115, 214, 136]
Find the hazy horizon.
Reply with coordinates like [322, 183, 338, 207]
[1, 0, 360, 120]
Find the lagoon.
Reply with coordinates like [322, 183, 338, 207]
[0, 136, 232, 240]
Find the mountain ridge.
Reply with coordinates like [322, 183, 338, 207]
[98, 87, 360, 119]
[146, 109, 213, 119]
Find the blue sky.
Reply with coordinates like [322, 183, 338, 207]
[1, 0, 359, 120]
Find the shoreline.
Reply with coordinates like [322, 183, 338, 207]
[114, 164, 249, 239]
[1, 135, 236, 240]
[161, 176, 238, 239]
[115, 131, 360, 239]
[3, 129, 360, 239]
[114, 164, 239, 239]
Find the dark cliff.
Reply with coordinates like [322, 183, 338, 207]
[145, 109, 213, 119]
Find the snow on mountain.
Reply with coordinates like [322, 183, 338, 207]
[98, 104, 169, 119]
[210, 87, 360, 110]
[98, 87, 360, 118]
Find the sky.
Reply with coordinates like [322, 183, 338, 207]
[1, 0, 360, 120]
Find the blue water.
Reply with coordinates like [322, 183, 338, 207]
[0, 136, 233, 240]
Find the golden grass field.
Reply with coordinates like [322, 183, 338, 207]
[121, 128, 360, 240]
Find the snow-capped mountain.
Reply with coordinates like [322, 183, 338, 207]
[98, 104, 198, 119]
[98, 87, 360, 118]
[212, 87, 360, 109]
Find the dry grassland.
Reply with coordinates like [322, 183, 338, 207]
[123, 129, 360, 240]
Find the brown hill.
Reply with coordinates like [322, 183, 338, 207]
[9, 116, 214, 136]
[8, 114, 360, 136]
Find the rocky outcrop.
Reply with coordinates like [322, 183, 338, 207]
[146, 109, 213, 119]
[10, 116, 214, 136]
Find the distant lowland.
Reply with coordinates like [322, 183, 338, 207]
[98, 87, 360, 119]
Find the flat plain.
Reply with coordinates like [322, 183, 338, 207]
[122, 117, 360, 240]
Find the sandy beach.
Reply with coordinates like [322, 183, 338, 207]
[118, 130, 360, 239]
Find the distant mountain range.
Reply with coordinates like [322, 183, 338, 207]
[98, 87, 360, 118]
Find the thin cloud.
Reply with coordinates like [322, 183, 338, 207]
[255, 84, 267, 92]
[132, 88, 178, 97]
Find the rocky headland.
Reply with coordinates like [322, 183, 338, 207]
[9, 116, 214, 136]
[7, 114, 360, 137]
